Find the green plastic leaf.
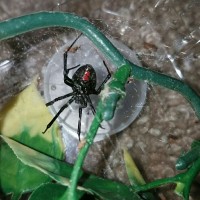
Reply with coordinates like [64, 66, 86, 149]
[29, 183, 85, 200]
[2, 135, 144, 200]
[0, 82, 64, 199]
[0, 138, 50, 200]
[1, 136, 71, 187]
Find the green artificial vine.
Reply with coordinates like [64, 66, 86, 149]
[0, 12, 200, 119]
[0, 11, 200, 200]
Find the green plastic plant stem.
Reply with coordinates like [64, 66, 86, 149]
[63, 106, 103, 200]
[66, 64, 131, 199]
[134, 157, 200, 200]
[0, 11, 125, 68]
[176, 145, 200, 170]
[129, 63, 200, 119]
[133, 175, 179, 192]
[176, 156, 200, 199]
[101, 65, 132, 120]
[0, 12, 200, 119]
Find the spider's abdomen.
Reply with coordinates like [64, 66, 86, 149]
[72, 64, 97, 94]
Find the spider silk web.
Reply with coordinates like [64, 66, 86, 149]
[0, 0, 200, 199]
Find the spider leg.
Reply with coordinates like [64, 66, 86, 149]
[63, 33, 82, 87]
[95, 61, 111, 94]
[85, 95, 95, 115]
[67, 64, 81, 71]
[46, 92, 75, 106]
[77, 107, 83, 141]
[43, 97, 74, 134]
[76, 93, 87, 141]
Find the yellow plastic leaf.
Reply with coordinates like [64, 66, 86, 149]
[123, 149, 145, 186]
[0, 81, 62, 145]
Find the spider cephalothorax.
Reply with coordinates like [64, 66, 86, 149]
[43, 34, 111, 140]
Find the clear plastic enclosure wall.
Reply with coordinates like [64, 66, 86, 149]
[0, 1, 199, 200]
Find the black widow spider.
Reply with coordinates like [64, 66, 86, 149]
[43, 34, 111, 140]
